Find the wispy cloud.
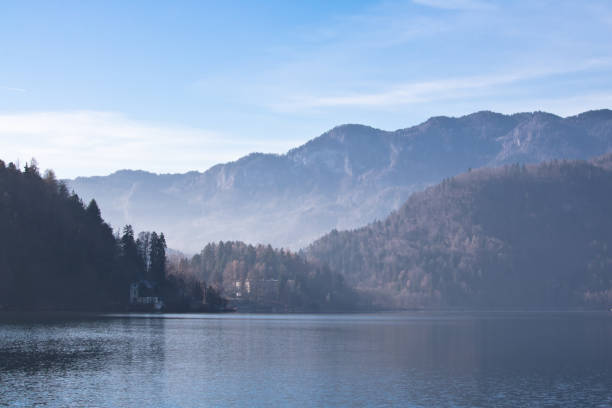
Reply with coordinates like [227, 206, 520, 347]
[0, 111, 300, 178]
[194, 0, 612, 126]
[281, 74, 515, 109]
[412, 0, 495, 11]
[0, 86, 26, 92]
[273, 59, 612, 111]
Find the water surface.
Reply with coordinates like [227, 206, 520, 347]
[1, 311, 611, 407]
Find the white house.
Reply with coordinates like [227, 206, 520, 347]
[130, 280, 164, 311]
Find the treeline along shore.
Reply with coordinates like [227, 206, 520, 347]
[2, 153, 612, 312]
[0, 159, 227, 313]
[0, 158, 363, 313]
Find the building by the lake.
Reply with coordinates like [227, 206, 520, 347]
[129, 280, 164, 311]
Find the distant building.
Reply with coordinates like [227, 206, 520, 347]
[234, 280, 252, 297]
[130, 280, 164, 311]
[233, 279, 279, 299]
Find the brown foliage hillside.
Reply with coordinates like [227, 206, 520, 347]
[307, 155, 612, 309]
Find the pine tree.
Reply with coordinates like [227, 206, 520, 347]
[150, 232, 167, 283]
[86, 199, 103, 224]
[120, 225, 143, 281]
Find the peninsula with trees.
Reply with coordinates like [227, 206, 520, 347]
[0, 159, 227, 312]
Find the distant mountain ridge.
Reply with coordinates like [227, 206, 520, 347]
[67, 109, 612, 252]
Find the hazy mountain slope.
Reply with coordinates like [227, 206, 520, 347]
[306, 155, 612, 309]
[67, 110, 612, 253]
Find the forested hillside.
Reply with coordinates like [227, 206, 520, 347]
[0, 159, 122, 309]
[68, 109, 612, 252]
[0, 159, 206, 311]
[306, 155, 612, 309]
[173, 241, 363, 312]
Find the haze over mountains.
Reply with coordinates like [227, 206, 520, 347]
[307, 155, 612, 309]
[67, 110, 612, 253]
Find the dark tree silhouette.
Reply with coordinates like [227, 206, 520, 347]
[0, 159, 200, 311]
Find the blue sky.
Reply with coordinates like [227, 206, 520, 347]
[1, 0, 612, 177]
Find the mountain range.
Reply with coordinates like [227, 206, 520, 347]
[67, 109, 612, 253]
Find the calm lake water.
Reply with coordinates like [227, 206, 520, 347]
[1, 311, 611, 407]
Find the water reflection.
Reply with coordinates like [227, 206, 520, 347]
[0, 314, 167, 407]
[0, 312, 611, 407]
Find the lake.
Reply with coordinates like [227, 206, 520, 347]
[1, 311, 611, 407]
